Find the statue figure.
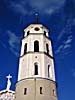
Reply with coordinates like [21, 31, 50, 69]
[6, 74, 12, 91]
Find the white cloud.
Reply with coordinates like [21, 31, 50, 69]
[7, 31, 20, 48]
[56, 18, 73, 56]
[64, 38, 72, 44]
[55, 35, 72, 54]
[7, 31, 21, 56]
[55, 45, 63, 54]
[0, 29, 20, 56]
[57, 18, 73, 41]
[63, 44, 71, 49]
[63, 35, 73, 49]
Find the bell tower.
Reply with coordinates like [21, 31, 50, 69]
[15, 20, 58, 100]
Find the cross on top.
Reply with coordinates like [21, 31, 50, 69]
[6, 74, 12, 79]
[6, 74, 12, 91]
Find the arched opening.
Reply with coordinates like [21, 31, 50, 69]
[40, 87, 43, 94]
[48, 65, 52, 78]
[24, 43, 27, 54]
[46, 44, 49, 54]
[53, 89, 56, 96]
[24, 88, 27, 95]
[44, 31, 46, 36]
[34, 63, 38, 75]
[34, 40, 39, 52]
[48, 65, 50, 77]
[27, 31, 30, 36]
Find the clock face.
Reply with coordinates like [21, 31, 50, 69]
[34, 27, 40, 31]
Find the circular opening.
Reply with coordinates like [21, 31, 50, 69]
[34, 27, 40, 31]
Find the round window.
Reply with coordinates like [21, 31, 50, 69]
[34, 27, 40, 31]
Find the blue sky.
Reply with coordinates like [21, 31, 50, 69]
[0, 0, 75, 100]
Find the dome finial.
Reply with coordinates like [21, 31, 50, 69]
[35, 13, 38, 24]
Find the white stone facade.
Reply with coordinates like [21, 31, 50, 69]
[18, 24, 55, 81]
[15, 23, 58, 100]
[24, 24, 49, 37]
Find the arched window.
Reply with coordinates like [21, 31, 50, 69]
[27, 31, 29, 36]
[34, 63, 38, 75]
[34, 40, 39, 52]
[40, 87, 43, 94]
[48, 65, 50, 77]
[46, 44, 49, 54]
[53, 89, 56, 96]
[24, 88, 27, 95]
[44, 31, 46, 36]
[24, 43, 27, 54]
[48, 65, 52, 78]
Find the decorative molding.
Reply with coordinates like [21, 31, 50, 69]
[20, 51, 54, 59]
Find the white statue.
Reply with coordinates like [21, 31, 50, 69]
[6, 74, 12, 91]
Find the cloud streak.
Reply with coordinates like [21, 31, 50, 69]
[63, 35, 72, 49]
[7, 31, 21, 56]
[57, 18, 72, 40]
[57, 16, 75, 41]
[0, 28, 21, 56]
[7, 31, 20, 48]
[55, 35, 73, 54]
[8, 0, 65, 16]
[55, 16, 74, 57]
[55, 45, 64, 54]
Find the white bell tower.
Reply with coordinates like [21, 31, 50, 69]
[15, 19, 58, 100]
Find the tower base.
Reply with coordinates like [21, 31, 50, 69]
[15, 77, 57, 100]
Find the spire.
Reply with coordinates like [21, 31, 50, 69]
[35, 13, 38, 24]
[6, 74, 12, 91]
